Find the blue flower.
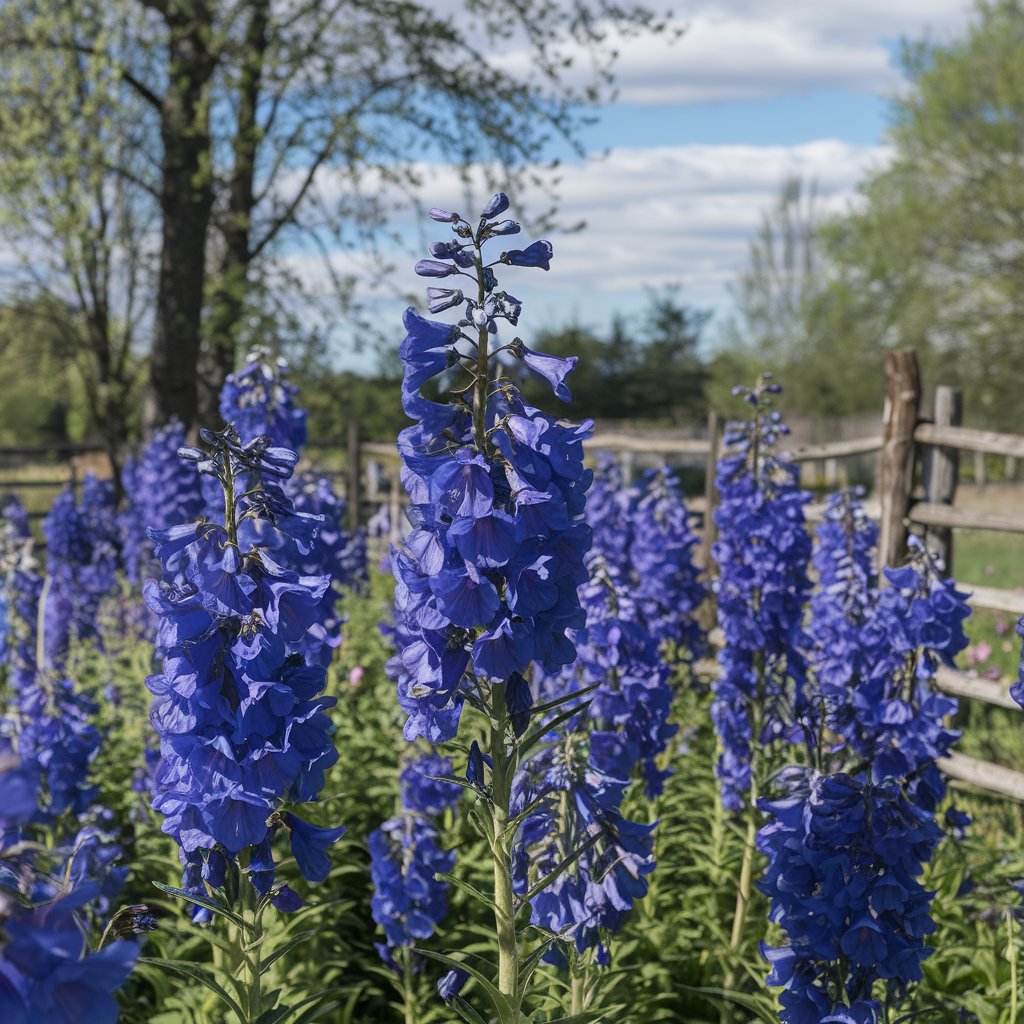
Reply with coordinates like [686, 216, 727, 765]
[711, 380, 813, 811]
[757, 769, 941, 1022]
[145, 427, 342, 910]
[283, 814, 345, 883]
[389, 197, 591, 742]
[500, 240, 553, 270]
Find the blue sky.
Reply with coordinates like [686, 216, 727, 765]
[295, 1, 972, 370]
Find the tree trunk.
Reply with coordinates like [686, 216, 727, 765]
[197, 0, 269, 427]
[146, 1, 216, 430]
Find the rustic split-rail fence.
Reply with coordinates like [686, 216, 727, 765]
[2, 348, 1023, 800]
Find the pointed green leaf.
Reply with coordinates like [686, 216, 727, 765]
[676, 985, 776, 1024]
[415, 948, 514, 1021]
[139, 957, 247, 1022]
[529, 682, 600, 720]
[434, 872, 502, 917]
[451, 995, 490, 1024]
[259, 929, 316, 974]
[518, 700, 593, 759]
[152, 881, 257, 937]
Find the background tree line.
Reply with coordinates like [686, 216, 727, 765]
[2, 0, 1024, 453]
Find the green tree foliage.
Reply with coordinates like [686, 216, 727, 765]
[518, 288, 710, 426]
[0, 1, 153, 478]
[0, 0, 672, 445]
[0, 299, 93, 446]
[711, 176, 884, 418]
[822, 0, 1024, 429]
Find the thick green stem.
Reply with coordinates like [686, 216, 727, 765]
[570, 971, 587, 1016]
[402, 945, 417, 1024]
[489, 685, 520, 1021]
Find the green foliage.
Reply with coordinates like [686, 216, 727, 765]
[820, 0, 1024, 430]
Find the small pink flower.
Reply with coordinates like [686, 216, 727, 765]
[966, 641, 992, 665]
[995, 619, 1009, 637]
[349, 665, 365, 686]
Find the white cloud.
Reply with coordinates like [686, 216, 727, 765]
[492, 1, 971, 106]
[286, 139, 891, 361]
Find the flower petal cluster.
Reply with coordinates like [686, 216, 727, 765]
[0, 754, 139, 1024]
[219, 346, 307, 453]
[41, 476, 120, 667]
[145, 428, 343, 909]
[851, 540, 969, 811]
[629, 467, 706, 653]
[120, 420, 205, 587]
[390, 193, 592, 743]
[757, 768, 942, 1023]
[511, 739, 655, 964]
[711, 381, 813, 811]
[541, 557, 678, 798]
[369, 754, 460, 965]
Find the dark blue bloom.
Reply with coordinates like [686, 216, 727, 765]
[368, 754, 460, 969]
[390, 194, 591, 744]
[500, 240, 553, 270]
[120, 420, 205, 590]
[711, 381, 813, 811]
[757, 769, 942, 1022]
[145, 428, 342, 910]
[511, 740, 655, 963]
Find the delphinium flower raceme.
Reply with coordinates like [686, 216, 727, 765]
[585, 454, 633, 575]
[120, 420, 205, 590]
[629, 466, 706, 657]
[710, 379, 813, 1003]
[711, 379, 813, 815]
[369, 753, 461, 1012]
[219, 348, 367, 629]
[0, 500, 103, 823]
[510, 735, 656, 989]
[756, 497, 971, 1022]
[144, 426, 344, 1021]
[40, 476, 120, 670]
[757, 768, 943, 1024]
[390, 192, 592, 1021]
[0, 751, 146, 1024]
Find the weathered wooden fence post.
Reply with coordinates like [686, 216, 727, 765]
[700, 409, 722, 570]
[346, 416, 362, 532]
[877, 348, 921, 571]
[920, 385, 962, 573]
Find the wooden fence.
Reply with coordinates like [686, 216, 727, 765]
[3, 351, 1024, 799]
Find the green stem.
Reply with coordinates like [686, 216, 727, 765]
[1010, 909, 1019, 1024]
[402, 946, 417, 1024]
[570, 970, 587, 1016]
[472, 248, 489, 454]
[489, 684, 520, 1022]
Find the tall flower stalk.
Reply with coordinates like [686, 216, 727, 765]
[391, 193, 593, 1021]
[143, 426, 344, 1023]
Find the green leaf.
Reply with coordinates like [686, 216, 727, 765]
[259, 929, 316, 974]
[676, 985, 776, 1024]
[139, 957, 247, 1023]
[516, 830, 603, 910]
[152, 881, 257, 937]
[542, 1009, 620, 1024]
[451, 995, 490, 1024]
[414, 948, 515, 1022]
[276, 988, 345, 1024]
[518, 699, 593, 759]
[528, 682, 600, 721]
[434, 871, 502, 917]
